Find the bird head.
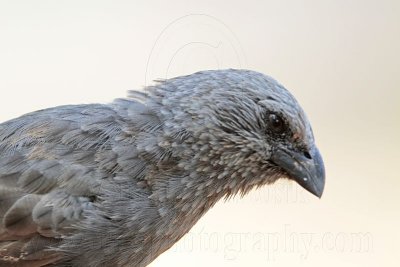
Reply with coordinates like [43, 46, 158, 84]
[147, 69, 325, 198]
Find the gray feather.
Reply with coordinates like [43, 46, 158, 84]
[0, 69, 321, 266]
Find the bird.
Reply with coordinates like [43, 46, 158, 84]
[0, 69, 325, 266]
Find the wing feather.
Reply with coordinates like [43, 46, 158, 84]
[0, 104, 129, 265]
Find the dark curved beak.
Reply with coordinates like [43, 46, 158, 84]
[271, 145, 325, 198]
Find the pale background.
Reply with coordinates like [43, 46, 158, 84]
[0, 1, 399, 266]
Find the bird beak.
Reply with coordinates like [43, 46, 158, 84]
[271, 145, 325, 198]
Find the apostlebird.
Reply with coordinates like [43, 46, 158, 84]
[0, 69, 325, 266]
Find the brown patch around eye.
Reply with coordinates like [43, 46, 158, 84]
[292, 132, 302, 142]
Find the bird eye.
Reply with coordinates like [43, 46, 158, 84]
[268, 113, 285, 134]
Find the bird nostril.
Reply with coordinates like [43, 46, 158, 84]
[303, 151, 312, 159]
